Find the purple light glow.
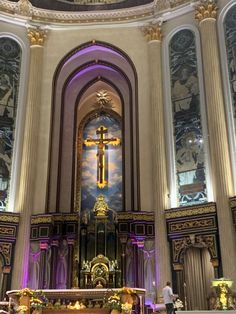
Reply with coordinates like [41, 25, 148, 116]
[67, 64, 120, 87]
[64, 44, 126, 66]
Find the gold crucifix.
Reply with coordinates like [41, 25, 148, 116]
[84, 126, 120, 189]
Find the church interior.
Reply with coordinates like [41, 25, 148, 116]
[0, 0, 236, 313]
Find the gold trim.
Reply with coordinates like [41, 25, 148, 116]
[117, 212, 154, 221]
[64, 214, 79, 222]
[142, 24, 162, 42]
[0, 227, 15, 236]
[27, 28, 47, 46]
[169, 218, 214, 232]
[165, 204, 216, 219]
[31, 216, 53, 224]
[0, 214, 19, 223]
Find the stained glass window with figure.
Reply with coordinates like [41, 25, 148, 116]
[0, 38, 21, 211]
[169, 29, 208, 206]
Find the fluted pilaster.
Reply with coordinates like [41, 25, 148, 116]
[11, 28, 47, 289]
[143, 24, 171, 298]
[196, 2, 236, 283]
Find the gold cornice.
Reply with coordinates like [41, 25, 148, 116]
[165, 203, 216, 219]
[195, 0, 218, 22]
[117, 212, 154, 221]
[64, 214, 79, 222]
[142, 24, 162, 42]
[27, 28, 47, 46]
[31, 214, 79, 224]
[31, 216, 53, 225]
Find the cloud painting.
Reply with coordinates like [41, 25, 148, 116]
[81, 114, 123, 212]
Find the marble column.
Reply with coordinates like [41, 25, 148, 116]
[11, 28, 47, 289]
[142, 25, 171, 298]
[196, 1, 236, 283]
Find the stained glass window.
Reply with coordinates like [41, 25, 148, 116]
[169, 29, 208, 206]
[0, 38, 21, 210]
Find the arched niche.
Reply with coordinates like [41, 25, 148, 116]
[47, 41, 139, 213]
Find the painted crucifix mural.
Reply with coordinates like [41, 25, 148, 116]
[84, 125, 120, 189]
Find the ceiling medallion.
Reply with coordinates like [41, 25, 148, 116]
[93, 90, 114, 110]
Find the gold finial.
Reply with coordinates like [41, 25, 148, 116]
[142, 24, 162, 42]
[27, 28, 47, 46]
[93, 195, 109, 217]
[195, 0, 218, 22]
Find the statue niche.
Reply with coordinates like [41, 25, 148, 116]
[79, 195, 121, 288]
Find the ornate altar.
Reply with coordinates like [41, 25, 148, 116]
[79, 195, 121, 288]
[80, 254, 120, 288]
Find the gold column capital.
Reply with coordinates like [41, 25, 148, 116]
[195, 0, 218, 22]
[142, 24, 162, 42]
[27, 28, 47, 46]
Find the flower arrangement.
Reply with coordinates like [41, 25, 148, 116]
[121, 302, 132, 313]
[30, 291, 48, 311]
[18, 305, 29, 314]
[17, 289, 48, 312]
[174, 298, 184, 310]
[105, 287, 137, 313]
[106, 293, 121, 311]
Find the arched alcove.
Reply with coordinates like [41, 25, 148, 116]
[47, 41, 139, 213]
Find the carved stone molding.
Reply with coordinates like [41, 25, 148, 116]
[15, 0, 33, 17]
[0, 242, 12, 265]
[27, 28, 47, 46]
[172, 234, 218, 264]
[0, 0, 196, 25]
[195, 0, 218, 22]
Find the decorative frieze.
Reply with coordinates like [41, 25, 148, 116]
[165, 202, 216, 219]
[172, 234, 218, 264]
[0, 0, 195, 25]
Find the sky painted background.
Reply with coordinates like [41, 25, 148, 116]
[81, 114, 122, 213]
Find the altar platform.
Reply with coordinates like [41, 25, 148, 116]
[7, 288, 146, 314]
